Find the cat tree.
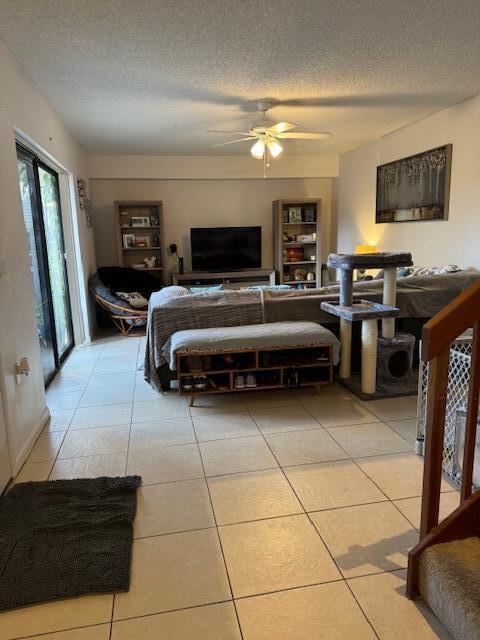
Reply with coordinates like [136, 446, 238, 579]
[321, 251, 413, 396]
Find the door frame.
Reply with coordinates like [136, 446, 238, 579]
[15, 129, 91, 347]
[0, 388, 12, 494]
[16, 143, 75, 384]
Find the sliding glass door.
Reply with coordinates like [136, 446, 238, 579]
[17, 145, 74, 386]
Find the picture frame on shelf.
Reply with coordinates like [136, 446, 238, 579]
[135, 235, 150, 248]
[296, 233, 314, 242]
[122, 233, 136, 249]
[131, 216, 151, 227]
[288, 206, 302, 223]
[303, 207, 316, 222]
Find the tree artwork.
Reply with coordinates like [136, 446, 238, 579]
[376, 145, 452, 223]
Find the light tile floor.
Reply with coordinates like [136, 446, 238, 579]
[3, 335, 457, 640]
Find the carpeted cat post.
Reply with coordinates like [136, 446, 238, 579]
[321, 251, 415, 399]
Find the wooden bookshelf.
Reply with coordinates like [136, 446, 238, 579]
[272, 199, 322, 289]
[114, 200, 164, 282]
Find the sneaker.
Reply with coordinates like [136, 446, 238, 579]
[182, 376, 193, 391]
[245, 374, 257, 388]
[234, 375, 245, 389]
[194, 375, 207, 391]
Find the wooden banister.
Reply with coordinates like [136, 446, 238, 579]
[407, 277, 480, 598]
[419, 348, 450, 538]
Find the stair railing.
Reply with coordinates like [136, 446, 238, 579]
[407, 279, 480, 596]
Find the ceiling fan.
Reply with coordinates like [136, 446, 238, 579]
[209, 101, 331, 172]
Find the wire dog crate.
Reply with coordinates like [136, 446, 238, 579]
[416, 331, 473, 486]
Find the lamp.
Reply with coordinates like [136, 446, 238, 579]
[251, 140, 265, 159]
[355, 244, 378, 254]
[267, 139, 283, 158]
[169, 243, 184, 274]
[354, 244, 378, 281]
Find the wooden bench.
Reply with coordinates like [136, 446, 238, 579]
[171, 321, 337, 406]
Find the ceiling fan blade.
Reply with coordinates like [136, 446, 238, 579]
[210, 137, 257, 148]
[276, 132, 331, 140]
[266, 121, 297, 135]
[208, 130, 253, 136]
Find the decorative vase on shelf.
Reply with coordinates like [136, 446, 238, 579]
[293, 268, 307, 281]
[287, 247, 304, 262]
[144, 257, 157, 268]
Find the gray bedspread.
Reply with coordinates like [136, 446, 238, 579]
[144, 270, 479, 391]
[145, 288, 265, 390]
[262, 270, 480, 325]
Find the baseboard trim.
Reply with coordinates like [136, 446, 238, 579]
[11, 406, 51, 476]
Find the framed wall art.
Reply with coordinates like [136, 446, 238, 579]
[376, 144, 452, 223]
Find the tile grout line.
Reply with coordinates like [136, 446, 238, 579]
[191, 411, 245, 640]
[109, 340, 141, 632]
[344, 578, 381, 640]
[17, 345, 104, 482]
[245, 398, 389, 638]
[350, 454, 428, 533]
[46, 343, 106, 480]
[124, 341, 141, 477]
[323, 420, 413, 462]
[30, 354, 421, 637]
[11, 622, 111, 640]
[246, 400, 347, 567]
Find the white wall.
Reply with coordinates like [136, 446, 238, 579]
[88, 154, 338, 180]
[338, 95, 480, 268]
[0, 40, 93, 474]
[90, 178, 335, 280]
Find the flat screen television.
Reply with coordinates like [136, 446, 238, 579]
[191, 226, 261, 272]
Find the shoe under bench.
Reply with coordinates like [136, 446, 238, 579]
[176, 343, 333, 406]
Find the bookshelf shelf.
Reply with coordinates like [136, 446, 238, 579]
[272, 199, 322, 289]
[115, 201, 164, 283]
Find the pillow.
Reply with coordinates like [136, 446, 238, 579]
[115, 291, 149, 309]
[189, 284, 224, 294]
[150, 285, 191, 305]
[375, 267, 412, 279]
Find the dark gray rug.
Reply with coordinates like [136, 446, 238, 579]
[0, 475, 141, 611]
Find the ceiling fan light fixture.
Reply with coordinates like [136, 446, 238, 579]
[267, 139, 283, 158]
[251, 139, 265, 159]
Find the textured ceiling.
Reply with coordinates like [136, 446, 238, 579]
[1, 0, 480, 155]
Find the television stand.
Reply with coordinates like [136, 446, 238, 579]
[171, 269, 276, 289]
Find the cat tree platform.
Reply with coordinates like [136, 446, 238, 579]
[321, 251, 413, 396]
[320, 300, 400, 322]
